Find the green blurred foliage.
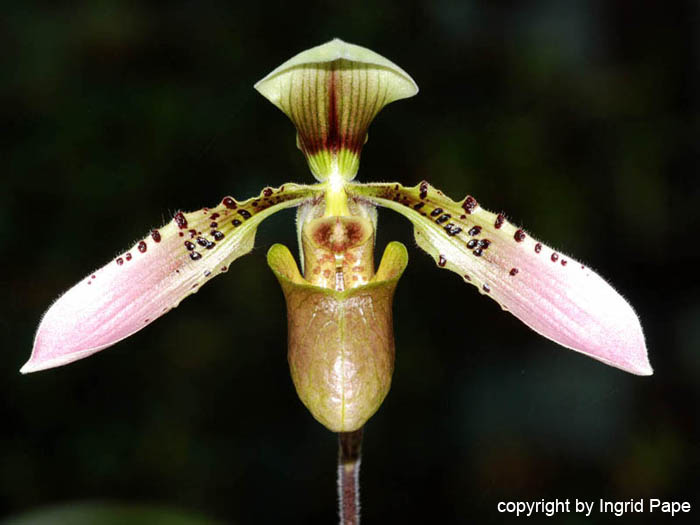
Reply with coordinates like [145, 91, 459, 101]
[2, 502, 222, 525]
[1, 1, 698, 523]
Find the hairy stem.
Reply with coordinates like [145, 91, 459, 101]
[338, 427, 363, 525]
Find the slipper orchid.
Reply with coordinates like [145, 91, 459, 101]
[23, 39, 652, 437]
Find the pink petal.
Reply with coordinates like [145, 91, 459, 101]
[22, 185, 314, 373]
[350, 182, 652, 376]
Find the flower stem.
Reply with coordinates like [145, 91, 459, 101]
[338, 427, 363, 525]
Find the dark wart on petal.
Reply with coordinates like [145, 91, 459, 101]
[174, 212, 188, 229]
[467, 239, 478, 249]
[468, 226, 481, 236]
[444, 224, 462, 236]
[483, 284, 491, 293]
[223, 197, 237, 209]
[116, 257, 124, 265]
[495, 213, 505, 229]
[473, 248, 483, 257]
[514, 229, 526, 242]
[190, 252, 202, 261]
[438, 255, 447, 267]
[238, 209, 252, 219]
[125, 253, 132, 261]
[184, 241, 195, 251]
[551, 253, 559, 262]
[419, 181, 429, 199]
[535, 242, 542, 253]
[151, 229, 161, 243]
[232, 219, 242, 227]
[263, 187, 273, 197]
[413, 202, 425, 210]
[462, 196, 477, 214]
[509, 268, 519, 276]
[212, 230, 224, 241]
[138, 241, 147, 253]
[430, 208, 443, 217]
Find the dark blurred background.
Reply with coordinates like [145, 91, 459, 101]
[2, 1, 698, 524]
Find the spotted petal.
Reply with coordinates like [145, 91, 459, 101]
[348, 181, 652, 376]
[22, 184, 318, 374]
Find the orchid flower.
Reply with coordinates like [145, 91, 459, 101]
[23, 39, 651, 522]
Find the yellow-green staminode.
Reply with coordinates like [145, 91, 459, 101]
[254, 38, 419, 182]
